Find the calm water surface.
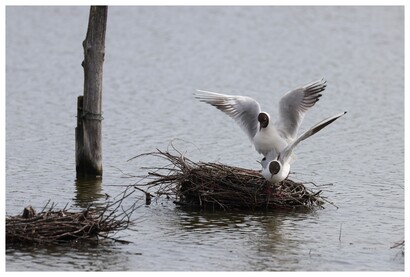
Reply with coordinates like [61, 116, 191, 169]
[5, 6, 404, 271]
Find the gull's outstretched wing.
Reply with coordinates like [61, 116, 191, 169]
[280, 111, 347, 162]
[195, 90, 261, 140]
[275, 79, 326, 141]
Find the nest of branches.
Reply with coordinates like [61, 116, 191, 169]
[6, 189, 138, 245]
[132, 149, 329, 211]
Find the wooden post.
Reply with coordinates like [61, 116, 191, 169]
[76, 6, 108, 178]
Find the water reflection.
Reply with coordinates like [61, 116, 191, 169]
[176, 210, 252, 231]
[74, 177, 105, 208]
[246, 211, 313, 270]
[6, 241, 132, 271]
[172, 208, 319, 270]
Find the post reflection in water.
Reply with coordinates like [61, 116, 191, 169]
[74, 177, 106, 208]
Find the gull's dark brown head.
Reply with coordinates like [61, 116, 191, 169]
[258, 112, 269, 130]
[269, 160, 281, 175]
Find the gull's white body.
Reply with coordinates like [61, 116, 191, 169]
[253, 121, 288, 156]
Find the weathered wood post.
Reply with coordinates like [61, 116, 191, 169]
[76, 6, 108, 178]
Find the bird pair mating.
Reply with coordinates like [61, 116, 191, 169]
[195, 79, 346, 184]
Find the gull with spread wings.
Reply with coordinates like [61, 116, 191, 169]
[195, 79, 327, 157]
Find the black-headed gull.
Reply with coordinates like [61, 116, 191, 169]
[261, 111, 346, 183]
[195, 79, 326, 156]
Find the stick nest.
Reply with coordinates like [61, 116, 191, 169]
[6, 189, 137, 244]
[133, 149, 328, 211]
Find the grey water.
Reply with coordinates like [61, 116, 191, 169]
[5, 6, 404, 271]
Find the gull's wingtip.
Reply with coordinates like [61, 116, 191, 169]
[193, 89, 209, 98]
[194, 89, 227, 99]
[335, 111, 347, 118]
[194, 89, 214, 95]
[194, 89, 222, 101]
[304, 78, 327, 89]
[312, 77, 326, 83]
